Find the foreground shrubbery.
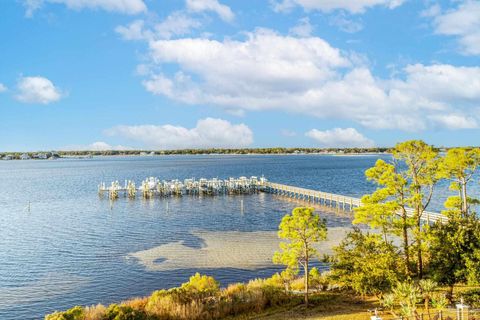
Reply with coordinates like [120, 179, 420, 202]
[45, 273, 294, 320]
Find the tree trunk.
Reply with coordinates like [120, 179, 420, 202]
[447, 284, 454, 303]
[402, 211, 411, 276]
[383, 226, 388, 244]
[461, 180, 468, 216]
[304, 246, 309, 307]
[417, 215, 423, 279]
[418, 247, 423, 279]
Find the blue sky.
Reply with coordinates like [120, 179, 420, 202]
[0, 0, 479, 151]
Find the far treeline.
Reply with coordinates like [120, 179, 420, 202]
[45, 140, 480, 320]
[1, 147, 391, 158]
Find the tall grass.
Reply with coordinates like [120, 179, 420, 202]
[45, 273, 293, 320]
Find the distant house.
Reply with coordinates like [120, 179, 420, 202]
[140, 152, 148, 156]
[20, 153, 31, 160]
[149, 151, 155, 156]
[48, 152, 60, 159]
[34, 153, 48, 159]
[3, 155, 12, 160]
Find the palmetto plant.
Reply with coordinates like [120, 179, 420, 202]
[419, 279, 437, 312]
[431, 292, 448, 311]
[392, 281, 421, 317]
[381, 293, 397, 316]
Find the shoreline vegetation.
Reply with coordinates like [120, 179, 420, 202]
[3, 146, 479, 160]
[44, 140, 480, 319]
[3, 146, 480, 160]
[1, 148, 391, 160]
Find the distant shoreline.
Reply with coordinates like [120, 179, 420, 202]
[2, 145, 465, 160]
[0, 147, 393, 160]
[0, 150, 392, 160]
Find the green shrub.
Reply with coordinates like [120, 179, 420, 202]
[263, 273, 282, 288]
[289, 277, 304, 291]
[246, 278, 289, 308]
[103, 304, 147, 320]
[181, 273, 220, 299]
[431, 292, 448, 311]
[45, 306, 84, 320]
[46, 273, 292, 320]
[459, 288, 480, 308]
[84, 304, 107, 320]
[145, 289, 179, 317]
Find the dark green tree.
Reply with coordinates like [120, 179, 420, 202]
[429, 147, 480, 298]
[329, 228, 401, 297]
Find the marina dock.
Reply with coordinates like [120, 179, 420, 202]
[98, 176, 265, 199]
[99, 176, 446, 223]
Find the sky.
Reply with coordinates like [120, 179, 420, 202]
[0, 0, 479, 151]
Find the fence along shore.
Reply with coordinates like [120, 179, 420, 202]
[98, 176, 446, 223]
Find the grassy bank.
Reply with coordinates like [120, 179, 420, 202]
[45, 271, 475, 320]
[45, 273, 296, 320]
[44, 272, 382, 320]
[229, 292, 376, 320]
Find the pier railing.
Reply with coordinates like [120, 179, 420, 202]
[99, 177, 447, 223]
[263, 182, 447, 223]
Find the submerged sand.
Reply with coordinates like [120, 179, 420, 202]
[129, 227, 351, 271]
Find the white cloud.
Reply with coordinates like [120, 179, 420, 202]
[289, 17, 313, 37]
[63, 141, 132, 151]
[430, 1, 480, 55]
[306, 128, 375, 148]
[329, 13, 363, 33]
[23, 0, 43, 17]
[16, 76, 63, 104]
[420, 4, 441, 18]
[186, 0, 234, 22]
[105, 118, 253, 149]
[0, 83, 7, 93]
[115, 20, 148, 40]
[154, 12, 202, 39]
[23, 0, 147, 16]
[271, 0, 404, 14]
[116, 13, 201, 41]
[429, 114, 478, 130]
[137, 29, 480, 131]
[145, 29, 350, 99]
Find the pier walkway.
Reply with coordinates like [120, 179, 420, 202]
[263, 182, 447, 223]
[99, 177, 446, 223]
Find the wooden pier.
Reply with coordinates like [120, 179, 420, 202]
[263, 182, 447, 223]
[99, 177, 446, 223]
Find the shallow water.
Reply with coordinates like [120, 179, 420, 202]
[0, 154, 458, 319]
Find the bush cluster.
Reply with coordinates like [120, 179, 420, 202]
[45, 273, 291, 320]
[458, 289, 480, 308]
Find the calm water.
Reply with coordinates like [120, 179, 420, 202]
[0, 154, 453, 319]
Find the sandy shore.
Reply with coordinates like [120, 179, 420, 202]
[129, 227, 351, 271]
